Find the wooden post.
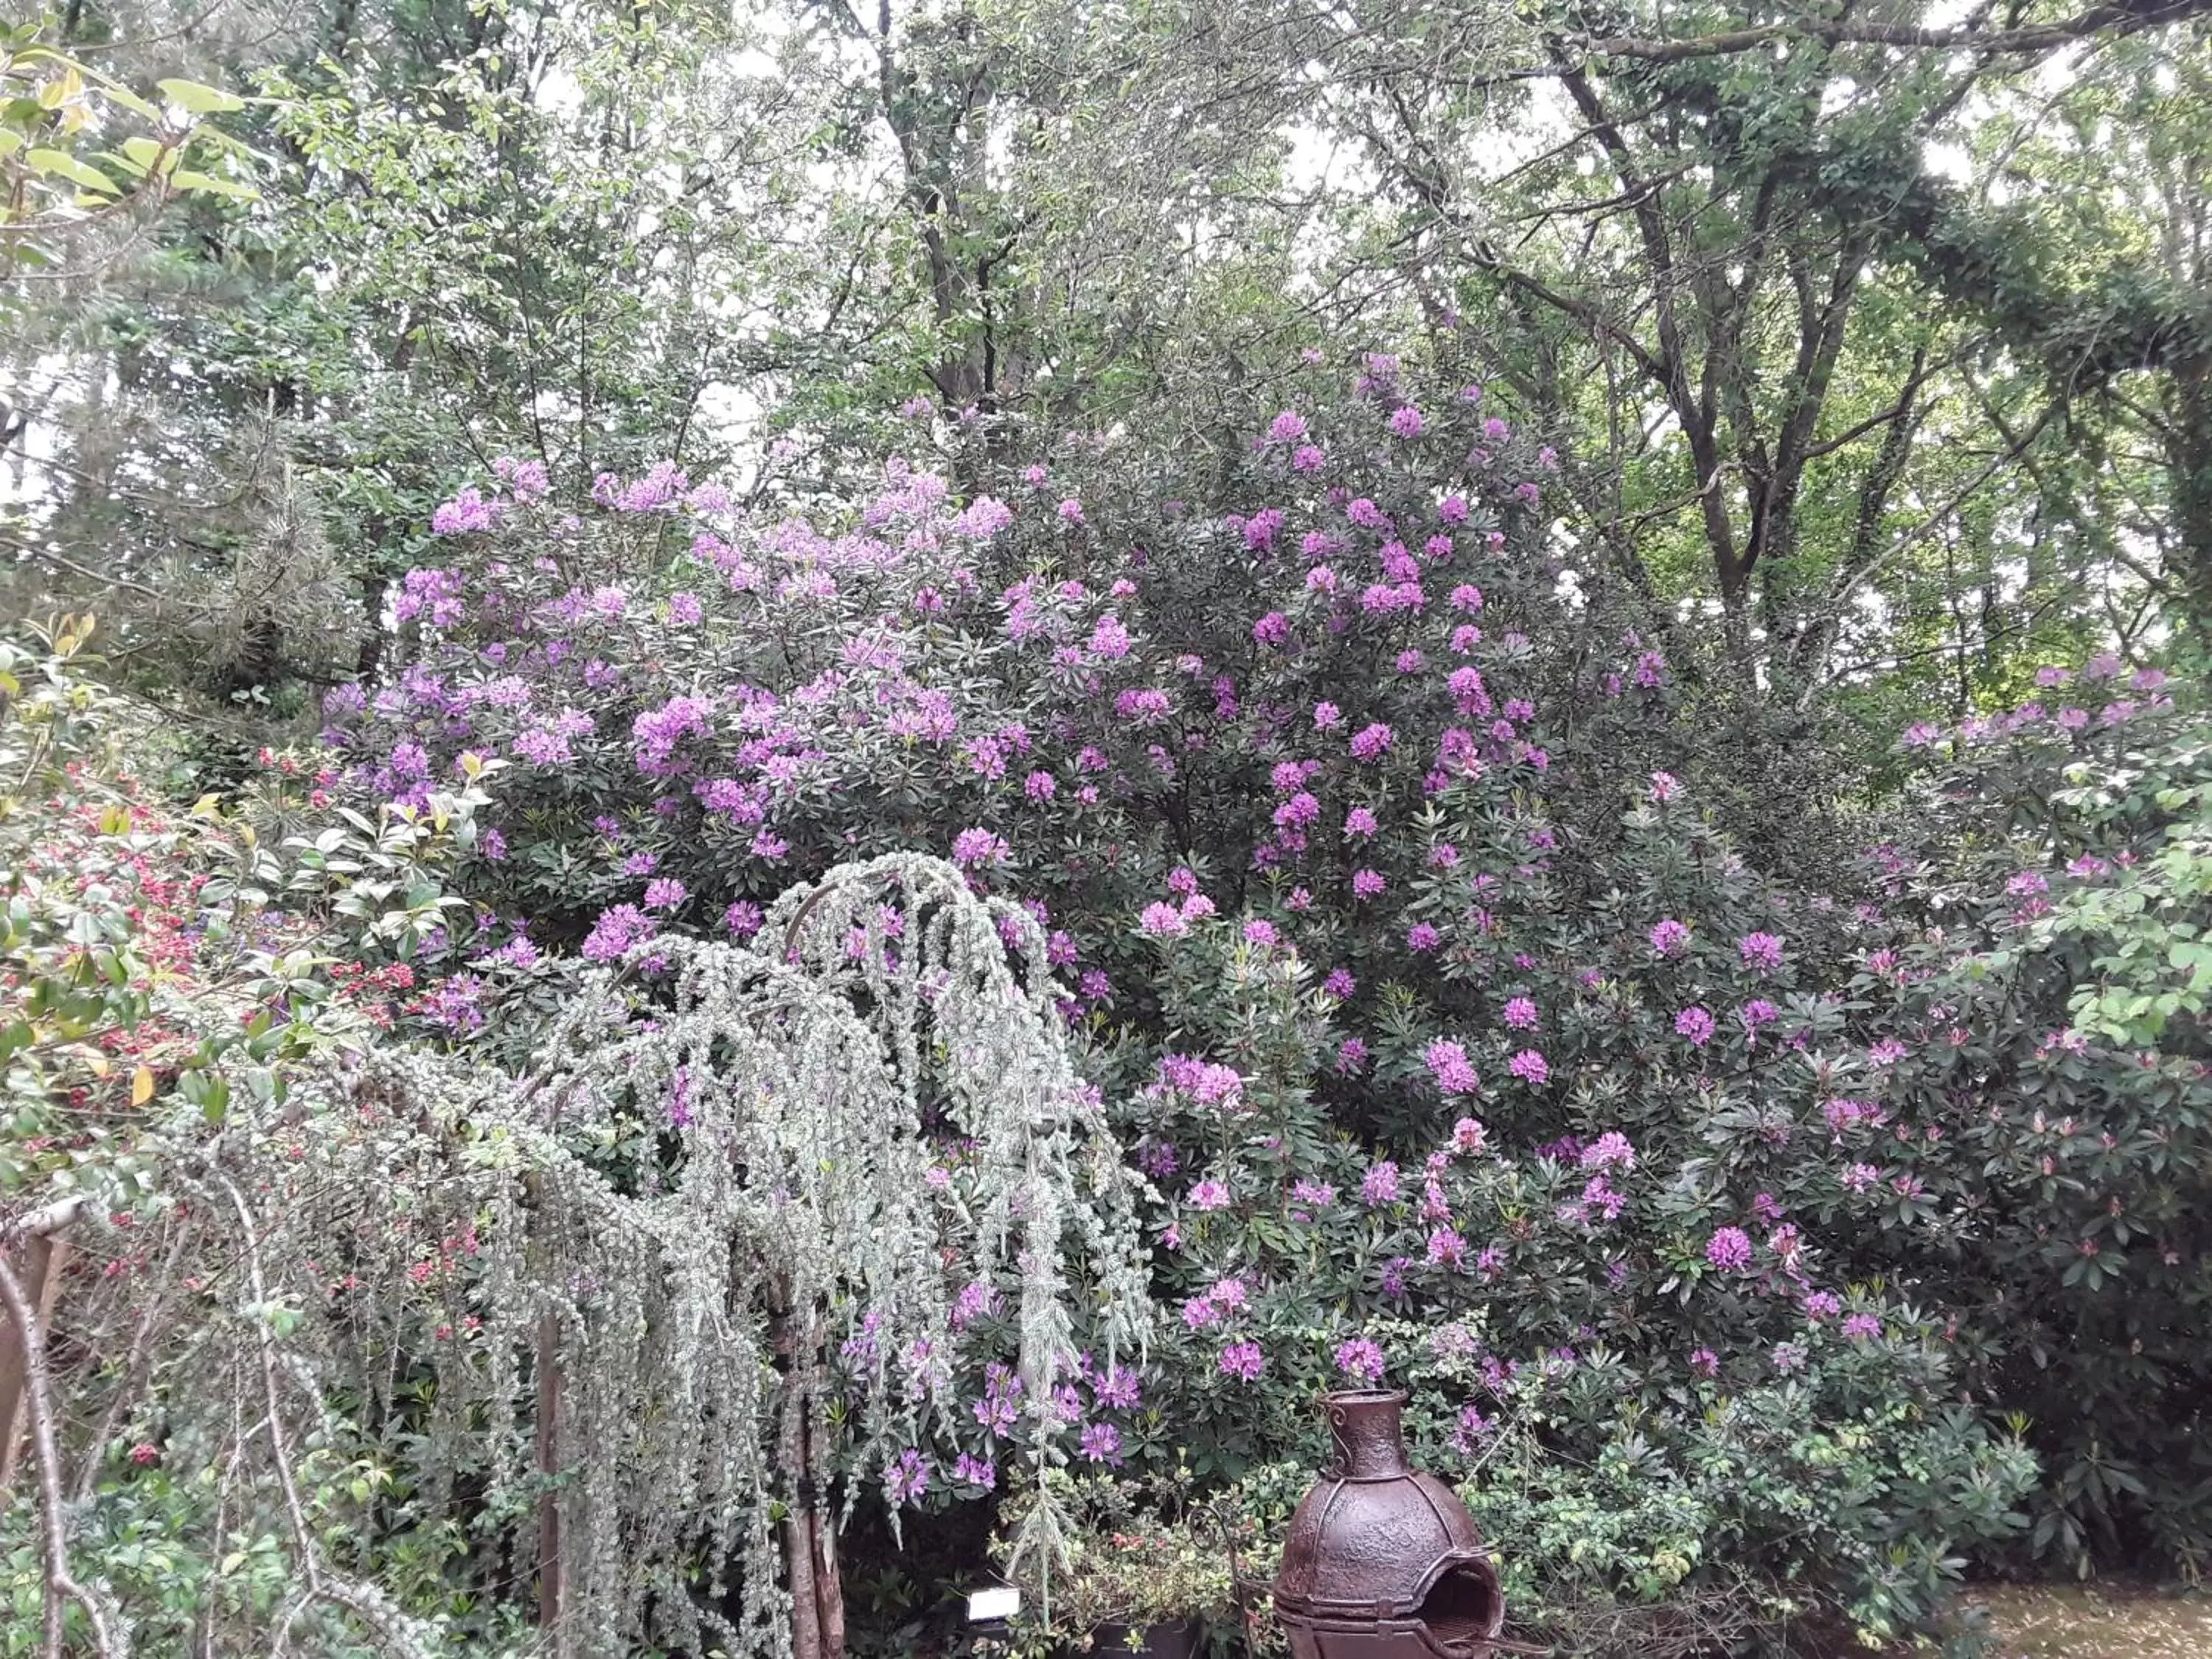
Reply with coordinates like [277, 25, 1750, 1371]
[0, 1197, 84, 1496]
[536, 1311, 564, 1651]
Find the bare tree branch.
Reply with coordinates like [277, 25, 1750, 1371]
[0, 1242, 124, 1658]
[1568, 0, 2212, 66]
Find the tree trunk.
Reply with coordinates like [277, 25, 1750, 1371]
[356, 572, 389, 684]
[535, 1313, 566, 1653]
[2168, 354, 2212, 635]
[778, 1302, 826, 1659]
[804, 1405, 845, 1658]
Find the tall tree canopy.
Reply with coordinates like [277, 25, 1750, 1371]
[4, 0, 2207, 735]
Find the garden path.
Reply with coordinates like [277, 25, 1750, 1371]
[1963, 1582, 2211, 1658]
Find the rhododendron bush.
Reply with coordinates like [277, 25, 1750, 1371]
[9, 355, 2207, 1656]
[302, 361, 2211, 1635]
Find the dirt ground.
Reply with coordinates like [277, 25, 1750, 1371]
[1958, 1582, 2212, 1658]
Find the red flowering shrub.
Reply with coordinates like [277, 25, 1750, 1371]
[1, 622, 513, 1652]
[1, 622, 337, 1183]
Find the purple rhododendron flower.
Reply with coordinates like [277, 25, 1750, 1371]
[581, 905, 655, 962]
[1705, 1227, 1753, 1270]
[953, 1454, 996, 1489]
[430, 487, 499, 537]
[1361, 1161, 1401, 1206]
[1139, 901, 1190, 938]
[1335, 1338, 1385, 1384]
[1425, 1039, 1479, 1096]
[883, 1450, 929, 1506]
[1580, 1132, 1635, 1172]
[951, 827, 1010, 869]
[1349, 722, 1394, 760]
[1739, 931, 1785, 973]
[1093, 1365, 1142, 1409]
[1220, 1340, 1265, 1380]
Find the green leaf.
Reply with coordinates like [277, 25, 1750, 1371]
[25, 147, 119, 193]
[113, 135, 175, 177]
[169, 167, 258, 201]
[156, 78, 245, 115]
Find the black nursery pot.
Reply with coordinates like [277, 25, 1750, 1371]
[1091, 1618, 1203, 1659]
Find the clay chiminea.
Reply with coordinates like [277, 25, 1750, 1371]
[1273, 1391, 1505, 1659]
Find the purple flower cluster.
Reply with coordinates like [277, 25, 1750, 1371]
[1674, 1006, 1716, 1046]
[882, 1448, 929, 1506]
[1705, 1227, 1753, 1271]
[581, 904, 655, 963]
[1220, 1340, 1265, 1380]
[1507, 1048, 1549, 1086]
[973, 1363, 1023, 1436]
[1153, 1054, 1245, 1109]
[1349, 723, 1394, 761]
[1334, 1338, 1385, 1384]
[1360, 1161, 1401, 1207]
[1425, 1040, 1479, 1096]
[1738, 931, 1785, 973]
[950, 827, 1010, 869]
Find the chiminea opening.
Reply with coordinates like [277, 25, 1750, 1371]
[1415, 1564, 1501, 1650]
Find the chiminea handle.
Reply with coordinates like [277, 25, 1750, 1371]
[1322, 1389, 1411, 1479]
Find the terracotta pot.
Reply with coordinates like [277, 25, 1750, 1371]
[1091, 1618, 1203, 1659]
[1273, 1391, 1504, 1659]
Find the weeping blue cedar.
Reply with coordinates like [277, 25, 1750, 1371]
[451, 852, 1150, 1657]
